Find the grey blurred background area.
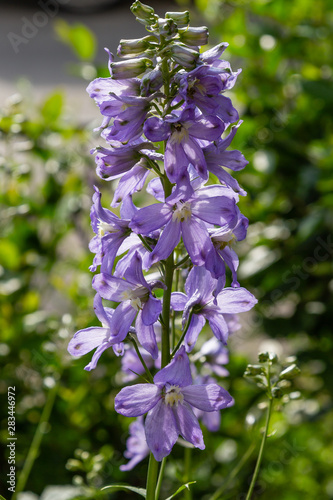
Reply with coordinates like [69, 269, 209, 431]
[0, 0, 176, 120]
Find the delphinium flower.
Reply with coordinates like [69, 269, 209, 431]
[68, 1, 257, 495]
[115, 346, 233, 461]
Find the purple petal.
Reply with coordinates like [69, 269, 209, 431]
[142, 294, 162, 325]
[204, 309, 229, 343]
[182, 137, 208, 179]
[92, 273, 132, 302]
[144, 116, 170, 142]
[109, 301, 137, 342]
[216, 150, 249, 171]
[145, 400, 179, 461]
[170, 292, 188, 311]
[84, 341, 112, 371]
[149, 219, 181, 266]
[191, 196, 238, 228]
[208, 164, 246, 196]
[130, 203, 172, 235]
[184, 314, 206, 353]
[123, 251, 148, 288]
[188, 115, 224, 141]
[68, 327, 109, 357]
[217, 287, 257, 313]
[146, 178, 165, 202]
[173, 402, 205, 450]
[219, 247, 239, 286]
[215, 95, 239, 124]
[115, 384, 161, 417]
[93, 293, 110, 326]
[136, 310, 158, 359]
[112, 165, 150, 206]
[185, 265, 216, 301]
[205, 246, 226, 280]
[182, 384, 234, 411]
[181, 218, 214, 266]
[164, 140, 188, 183]
[154, 346, 192, 387]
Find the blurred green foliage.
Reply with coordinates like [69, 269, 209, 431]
[1, 1, 333, 499]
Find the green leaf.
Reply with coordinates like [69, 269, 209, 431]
[54, 20, 96, 61]
[101, 484, 146, 497]
[41, 91, 64, 122]
[0, 495, 7, 500]
[165, 482, 196, 500]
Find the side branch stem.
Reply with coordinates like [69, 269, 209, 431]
[245, 397, 273, 500]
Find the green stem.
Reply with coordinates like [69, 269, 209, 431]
[184, 447, 192, 500]
[245, 397, 273, 500]
[146, 453, 160, 500]
[161, 173, 174, 368]
[155, 457, 167, 500]
[138, 234, 153, 253]
[171, 311, 193, 358]
[129, 335, 154, 383]
[14, 383, 59, 498]
[209, 442, 256, 500]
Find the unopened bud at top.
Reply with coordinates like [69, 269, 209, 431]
[130, 0, 157, 25]
[117, 36, 157, 58]
[279, 364, 301, 380]
[110, 57, 153, 79]
[157, 18, 178, 37]
[165, 11, 190, 28]
[169, 43, 199, 69]
[179, 26, 209, 46]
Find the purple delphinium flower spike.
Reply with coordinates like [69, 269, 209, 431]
[115, 346, 233, 461]
[68, 294, 128, 371]
[92, 252, 165, 358]
[120, 417, 150, 471]
[171, 266, 257, 351]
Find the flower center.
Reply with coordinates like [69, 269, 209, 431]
[164, 385, 184, 407]
[171, 123, 189, 144]
[121, 287, 148, 310]
[97, 220, 118, 238]
[172, 202, 192, 222]
[212, 231, 237, 250]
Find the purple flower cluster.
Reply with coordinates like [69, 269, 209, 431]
[68, 1, 257, 466]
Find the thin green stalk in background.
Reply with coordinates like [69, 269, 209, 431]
[14, 382, 59, 499]
[245, 398, 273, 500]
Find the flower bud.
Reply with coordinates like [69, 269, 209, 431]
[258, 352, 269, 363]
[165, 11, 190, 28]
[279, 364, 301, 380]
[244, 364, 265, 376]
[130, 0, 156, 25]
[110, 57, 153, 79]
[179, 26, 209, 46]
[169, 43, 199, 68]
[117, 36, 157, 58]
[271, 386, 283, 399]
[140, 66, 163, 96]
[158, 18, 178, 37]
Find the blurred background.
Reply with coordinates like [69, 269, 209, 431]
[1, 0, 333, 499]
